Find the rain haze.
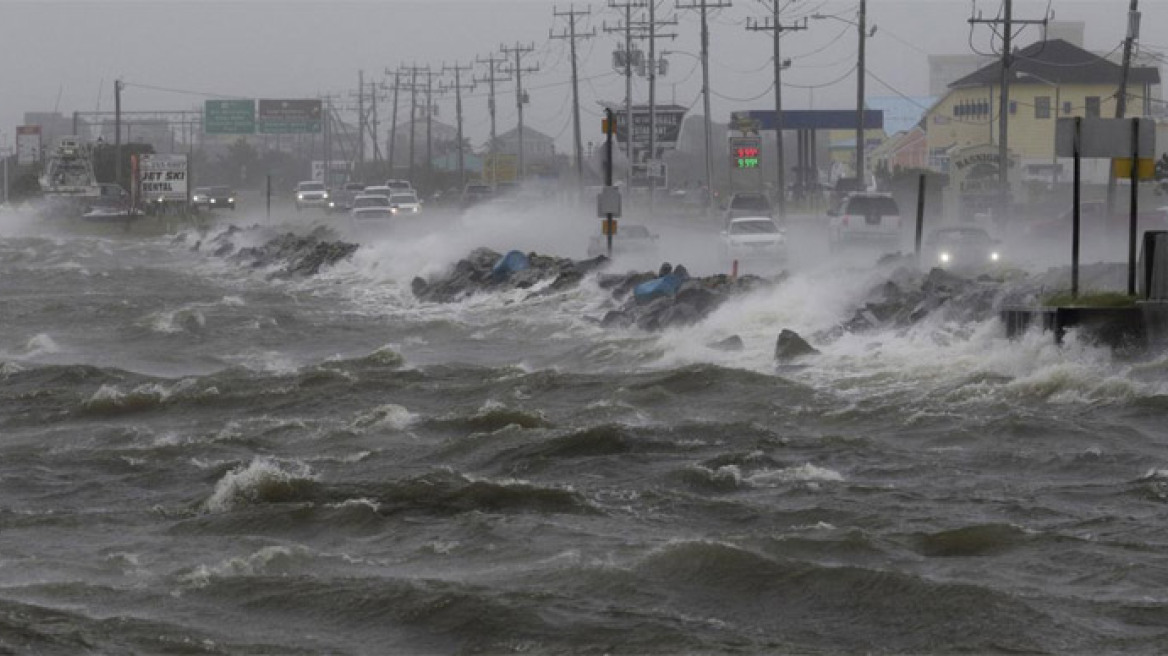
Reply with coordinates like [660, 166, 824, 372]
[3, 1, 1168, 654]
[2, 1, 1165, 150]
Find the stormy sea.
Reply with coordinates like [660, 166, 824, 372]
[2, 202, 1167, 655]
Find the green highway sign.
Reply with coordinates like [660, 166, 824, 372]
[204, 99, 256, 135]
[258, 99, 322, 134]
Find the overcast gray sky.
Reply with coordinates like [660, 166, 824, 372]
[2, 1, 1163, 152]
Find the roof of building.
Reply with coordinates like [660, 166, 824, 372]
[495, 125, 556, 144]
[867, 96, 937, 134]
[950, 39, 1160, 88]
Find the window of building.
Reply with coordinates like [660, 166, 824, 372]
[1063, 101, 1072, 115]
[1085, 96, 1101, 118]
[1035, 96, 1051, 119]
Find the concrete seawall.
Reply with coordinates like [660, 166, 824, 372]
[1002, 303, 1168, 350]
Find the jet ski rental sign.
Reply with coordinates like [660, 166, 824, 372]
[138, 154, 188, 202]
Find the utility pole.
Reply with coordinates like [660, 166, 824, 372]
[421, 69, 441, 190]
[357, 70, 366, 163]
[679, 0, 732, 217]
[500, 42, 538, 181]
[475, 53, 512, 185]
[605, 0, 645, 193]
[114, 79, 123, 190]
[630, 2, 677, 213]
[747, 3, 802, 218]
[442, 61, 475, 188]
[1108, 0, 1140, 213]
[970, 0, 1048, 221]
[408, 65, 422, 183]
[856, 0, 866, 189]
[383, 69, 402, 174]
[369, 80, 381, 162]
[552, 4, 596, 188]
[1115, 0, 1140, 119]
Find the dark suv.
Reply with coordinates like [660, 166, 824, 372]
[722, 192, 773, 224]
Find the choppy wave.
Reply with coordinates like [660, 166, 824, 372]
[204, 457, 319, 512]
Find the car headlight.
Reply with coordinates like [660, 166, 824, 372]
[322, 192, 329, 199]
[328, 201, 335, 207]
[939, 252, 951, 263]
[228, 198, 234, 203]
[210, 198, 216, 203]
[990, 252, 1000, 261]
[297, 193, 304, 200]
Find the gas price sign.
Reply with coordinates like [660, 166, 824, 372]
[736, 146, 760, 168]
[730, 137, 761, 169]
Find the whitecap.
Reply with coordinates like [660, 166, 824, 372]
[203, 457, 316, 513]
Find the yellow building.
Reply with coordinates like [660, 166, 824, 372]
[924, 39, 1160, 182]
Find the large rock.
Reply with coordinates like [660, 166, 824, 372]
[412, 249, 610, 303]
[775, 329, 819, 361]
[710, 335, 745, 351]
[227, 228, 358, 277]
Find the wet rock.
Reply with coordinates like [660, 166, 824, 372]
[655, 302, 702, 329]
[228, 230, 358, 277]
[775, 329, 819, 361]
[413, 248, 609, 303]
[600, 310, 632, 328]
[710, 335, 745, 351]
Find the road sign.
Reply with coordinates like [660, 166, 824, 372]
[631, 162, 667, 189]
[597, 186, 621, 218]
[258, 99, 322, 134]
[1112, 158, 1156, 181]
[204, 99, 256, 135]
[1055, 117, 1156, 158]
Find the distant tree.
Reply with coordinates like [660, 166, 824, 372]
[218, 138, 261, 187]
[92, 142, 155, 188]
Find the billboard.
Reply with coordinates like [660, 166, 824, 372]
[1055, 117, 1156, 159]
[139, 153, 188, 202]
[609, 105, 688, 152]
[483, 153, 518, 183]
[258, 99, 322, 134]
[630, 161, 667, 189]
[204, 99, 256, 135]
[311, 160, 351, 184]
[16, 125, 42, 165]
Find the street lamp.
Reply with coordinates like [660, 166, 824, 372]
[662, 49, 715, 213]
[812, 3, 875, 187]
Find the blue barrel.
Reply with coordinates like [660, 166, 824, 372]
[491, 250, 530, 279]
[633, 274, 682, 301]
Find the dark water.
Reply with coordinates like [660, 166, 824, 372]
[2, 209, 1168, 655]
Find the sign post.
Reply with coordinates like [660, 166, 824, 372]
[1073, 117, 1081, 299]
[1129, 118, 1140, 296]
[598, 109, 622, 257]
[914, 174, 926, 265]
[1055, 117, 1156, 299]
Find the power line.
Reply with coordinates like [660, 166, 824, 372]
[746, 0, 805, 218]
[551, 4, 597, 187]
